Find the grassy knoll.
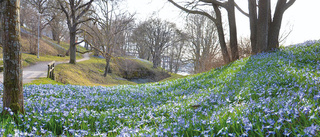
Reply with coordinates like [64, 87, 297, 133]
[0, 31, 84, 67]
[0, 40, 319, 136]
[53, 56, 173, 86]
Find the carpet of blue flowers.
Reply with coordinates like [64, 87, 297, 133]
[0, 40, 319, 136]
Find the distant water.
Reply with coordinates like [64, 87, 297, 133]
[177, 72, 190, 76]
[129, 78, 154, 84]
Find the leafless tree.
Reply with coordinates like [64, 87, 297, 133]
[1, 0, 24, 114]
[185, 14, 220, 73]
[168, 29, 187, 73]
[131, 22, 151, 60]
[86, 0, 134, 77]
[19, 1, 39, 54]
[132, 18, 177, 68]
[57, 0, 94, 64]
[242, 0, 296, 54]
[168, 0, 240, 63]
[26, 0, 52, 38]
[47, 1, 67, 44]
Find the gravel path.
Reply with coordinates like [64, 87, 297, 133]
[0, 53, 90, 83]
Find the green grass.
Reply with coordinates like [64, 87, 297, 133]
[25, 78, 64, 86]
[160, 72, 187, 82]
[43, 37, 88, 53]
[49, 57, 174, 86]
[54, 57, 137, 86]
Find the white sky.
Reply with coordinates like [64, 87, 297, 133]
[123, 0, 320, 46]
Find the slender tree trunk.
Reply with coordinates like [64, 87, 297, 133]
[1, 0, 24, 114]
[213, 5, 231, 64]
[51, 27, 60, 42]
[195, 24, 201, 73]
[256, 0, 270, 53]
[103, 54, 111, 77]
[69, 31, 76, 64]
[268, 0, 286, 51]
[248, 0, 258, 54]
[153, 47, 162, 68]
[227, 0, 239, 61]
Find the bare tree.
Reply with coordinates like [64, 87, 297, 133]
[168, 29, 187, 73]
[186, 14, 220, 73]
[168, 0, 232, 64]
[131, 23, 151, 60]
[86, 0, 134, 77]
[26, 0, 52, 38]
[1, 0, 24, 114]
[243, 0, 296, 53]
[57, 0, 94, 64]
[19, 1, 39, 54]
[132, 18, 176, 68]
[47, 1, 67, 44]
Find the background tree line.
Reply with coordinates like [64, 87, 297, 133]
[0, 0, 296, 114]
[16, 0, 296, 75]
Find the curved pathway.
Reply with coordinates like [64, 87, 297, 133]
[0, 53, 90, 83]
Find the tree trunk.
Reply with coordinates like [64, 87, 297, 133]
[103, 54, 111, 77]
[51, 27, 60, 42]
[213, 5, 231, 64]
[268, 0, 286, 51]
[1, 0, 24, 114]
[153, 47, 161, 68]
[256, 0, 270, 53]
[248, 0, 258, 54]
[69, 31, 76, 64]
[227, 0, 239, 61]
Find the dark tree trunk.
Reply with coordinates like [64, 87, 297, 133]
[268, 0, 286, 51]
[51, 28, 59, 42]
[58, 0, 94, 64]
[256, 0, 270, 53]
[103, 54, 111, 77]
[1, 0, 24, 114]
[152, 47, 162, 68]
[213, 5, 231, 64]
[227, 0, 239, 61]
[248, 0, 258, 54]
[69, 31, 76, 64]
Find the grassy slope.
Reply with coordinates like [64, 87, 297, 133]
[54, 57, 137, 86]
[0, 40, 319, 136]
[0, 32, 84, 67]
[53, 57, 174, 86]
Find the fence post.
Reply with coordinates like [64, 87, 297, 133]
[47, 61, 55, 80]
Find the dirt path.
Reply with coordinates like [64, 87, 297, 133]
[0, 53, 90, 83]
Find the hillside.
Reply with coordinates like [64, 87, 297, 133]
[20, 31, 66, 56]
[54, 57, 172, 86]
[0, 40, 319, 136]
[0, 31, 86, 67]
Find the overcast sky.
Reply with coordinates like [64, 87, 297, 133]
[123, 0, 320, 46]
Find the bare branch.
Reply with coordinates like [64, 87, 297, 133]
[284, 0, 296, 11]
[75, 0, 94, 21]
[234, 2, 249, 17]
[75, 40, 85, 45]
[199, 0, 226, 7]
[168, 0, 217, 22]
